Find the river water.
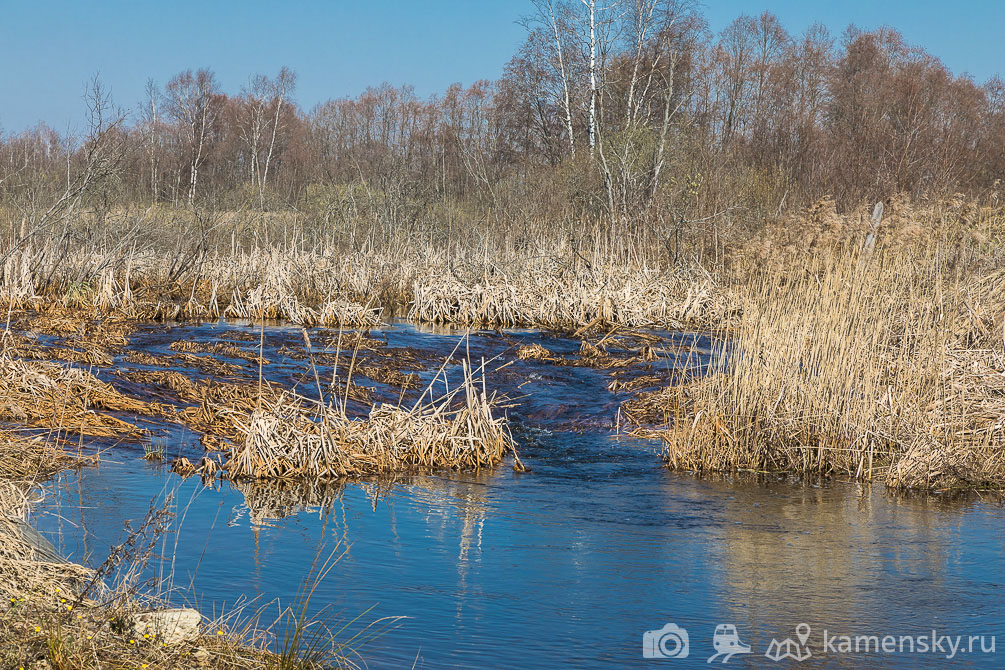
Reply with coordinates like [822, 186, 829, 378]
[30, 321, 1005, 668]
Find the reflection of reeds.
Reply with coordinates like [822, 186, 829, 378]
[230, 478, 348, 526]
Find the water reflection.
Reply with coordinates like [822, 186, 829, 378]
[34, 458, 1005, 669]
[691, 476, 1003, 667]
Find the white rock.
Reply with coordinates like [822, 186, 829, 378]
[132, 607, 202, 644]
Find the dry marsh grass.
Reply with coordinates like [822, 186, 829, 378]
[409, 262, 730, 330]
[657, 198, 1005, 490]
[0, 350, 167, 438]
[0, 434, 89, 601]
[0, 205, 732, 332]
[226, 360, 515, 480]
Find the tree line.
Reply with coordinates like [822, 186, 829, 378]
[2, 2, 1003, 228]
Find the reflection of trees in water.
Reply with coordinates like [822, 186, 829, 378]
[228, 472, 493, 578]
[401, 473, 494, 624]
[699, 474, 974, 644]
[404, 474, 492, 565]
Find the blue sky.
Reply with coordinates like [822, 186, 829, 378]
[1, 0, 1002, 133]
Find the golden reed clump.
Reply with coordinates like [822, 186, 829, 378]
[224, 361, 515, 480]
[658, 196, 1005, 490]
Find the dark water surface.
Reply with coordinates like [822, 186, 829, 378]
[31, 321, 1005, 669]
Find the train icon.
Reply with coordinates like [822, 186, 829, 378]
[707, 624, 752, 663]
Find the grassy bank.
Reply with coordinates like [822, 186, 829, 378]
[0, 433, 272, 669]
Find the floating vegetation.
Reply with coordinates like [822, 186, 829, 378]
[0, 352, 167, 438]
[168, 340, 269, 366]
[124, 350, 245, 377]
[517, 343, 554, 361]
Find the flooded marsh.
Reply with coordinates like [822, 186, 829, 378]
[9, 316, 1003, 669]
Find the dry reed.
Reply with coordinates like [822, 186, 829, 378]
[657, 198, 1005, 489]
[225, 361, 514, 480]
[0, 351, 167, 437]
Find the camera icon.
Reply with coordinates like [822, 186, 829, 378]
[643, 623, 690, 659]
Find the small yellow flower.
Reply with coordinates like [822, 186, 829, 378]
[34, 626, 40, 632]
[217, 630, 224, 635]
[60, 598, 65, 603]
[143, 633, 149, 638]
[129, 639, 136, 644]
[87, 635, 93, 640]
[66, 605, 73, 611]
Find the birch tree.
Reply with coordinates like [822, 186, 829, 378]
[526, 0, 578, 158]
[581, 0, 600, 155]
[164, 69, 221, 205]
[260, 68, 295, 205]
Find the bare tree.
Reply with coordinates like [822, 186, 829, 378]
[164, 69, 220, 205]
[525, 1, 579, 158]
[141, 79, 162, 200]
[238, 67, 296, 207]
[3, 75, 126, 267]
[581, 0, 601, 155]
[260, 67, 295, 207]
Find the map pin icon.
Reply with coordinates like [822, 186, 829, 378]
[796, 623, 811, 645]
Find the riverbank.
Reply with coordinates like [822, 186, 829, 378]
[0, 433, 281, 669]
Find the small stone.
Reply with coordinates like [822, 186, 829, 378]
[132, 608, 202, 645]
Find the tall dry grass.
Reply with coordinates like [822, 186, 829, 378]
[660, 197, 1005, 489]
[0, 204, 730, 330]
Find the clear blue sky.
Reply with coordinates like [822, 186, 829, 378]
[1, 0, 1002, 133]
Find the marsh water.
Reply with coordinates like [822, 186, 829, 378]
[30, 321, 1005, 668]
